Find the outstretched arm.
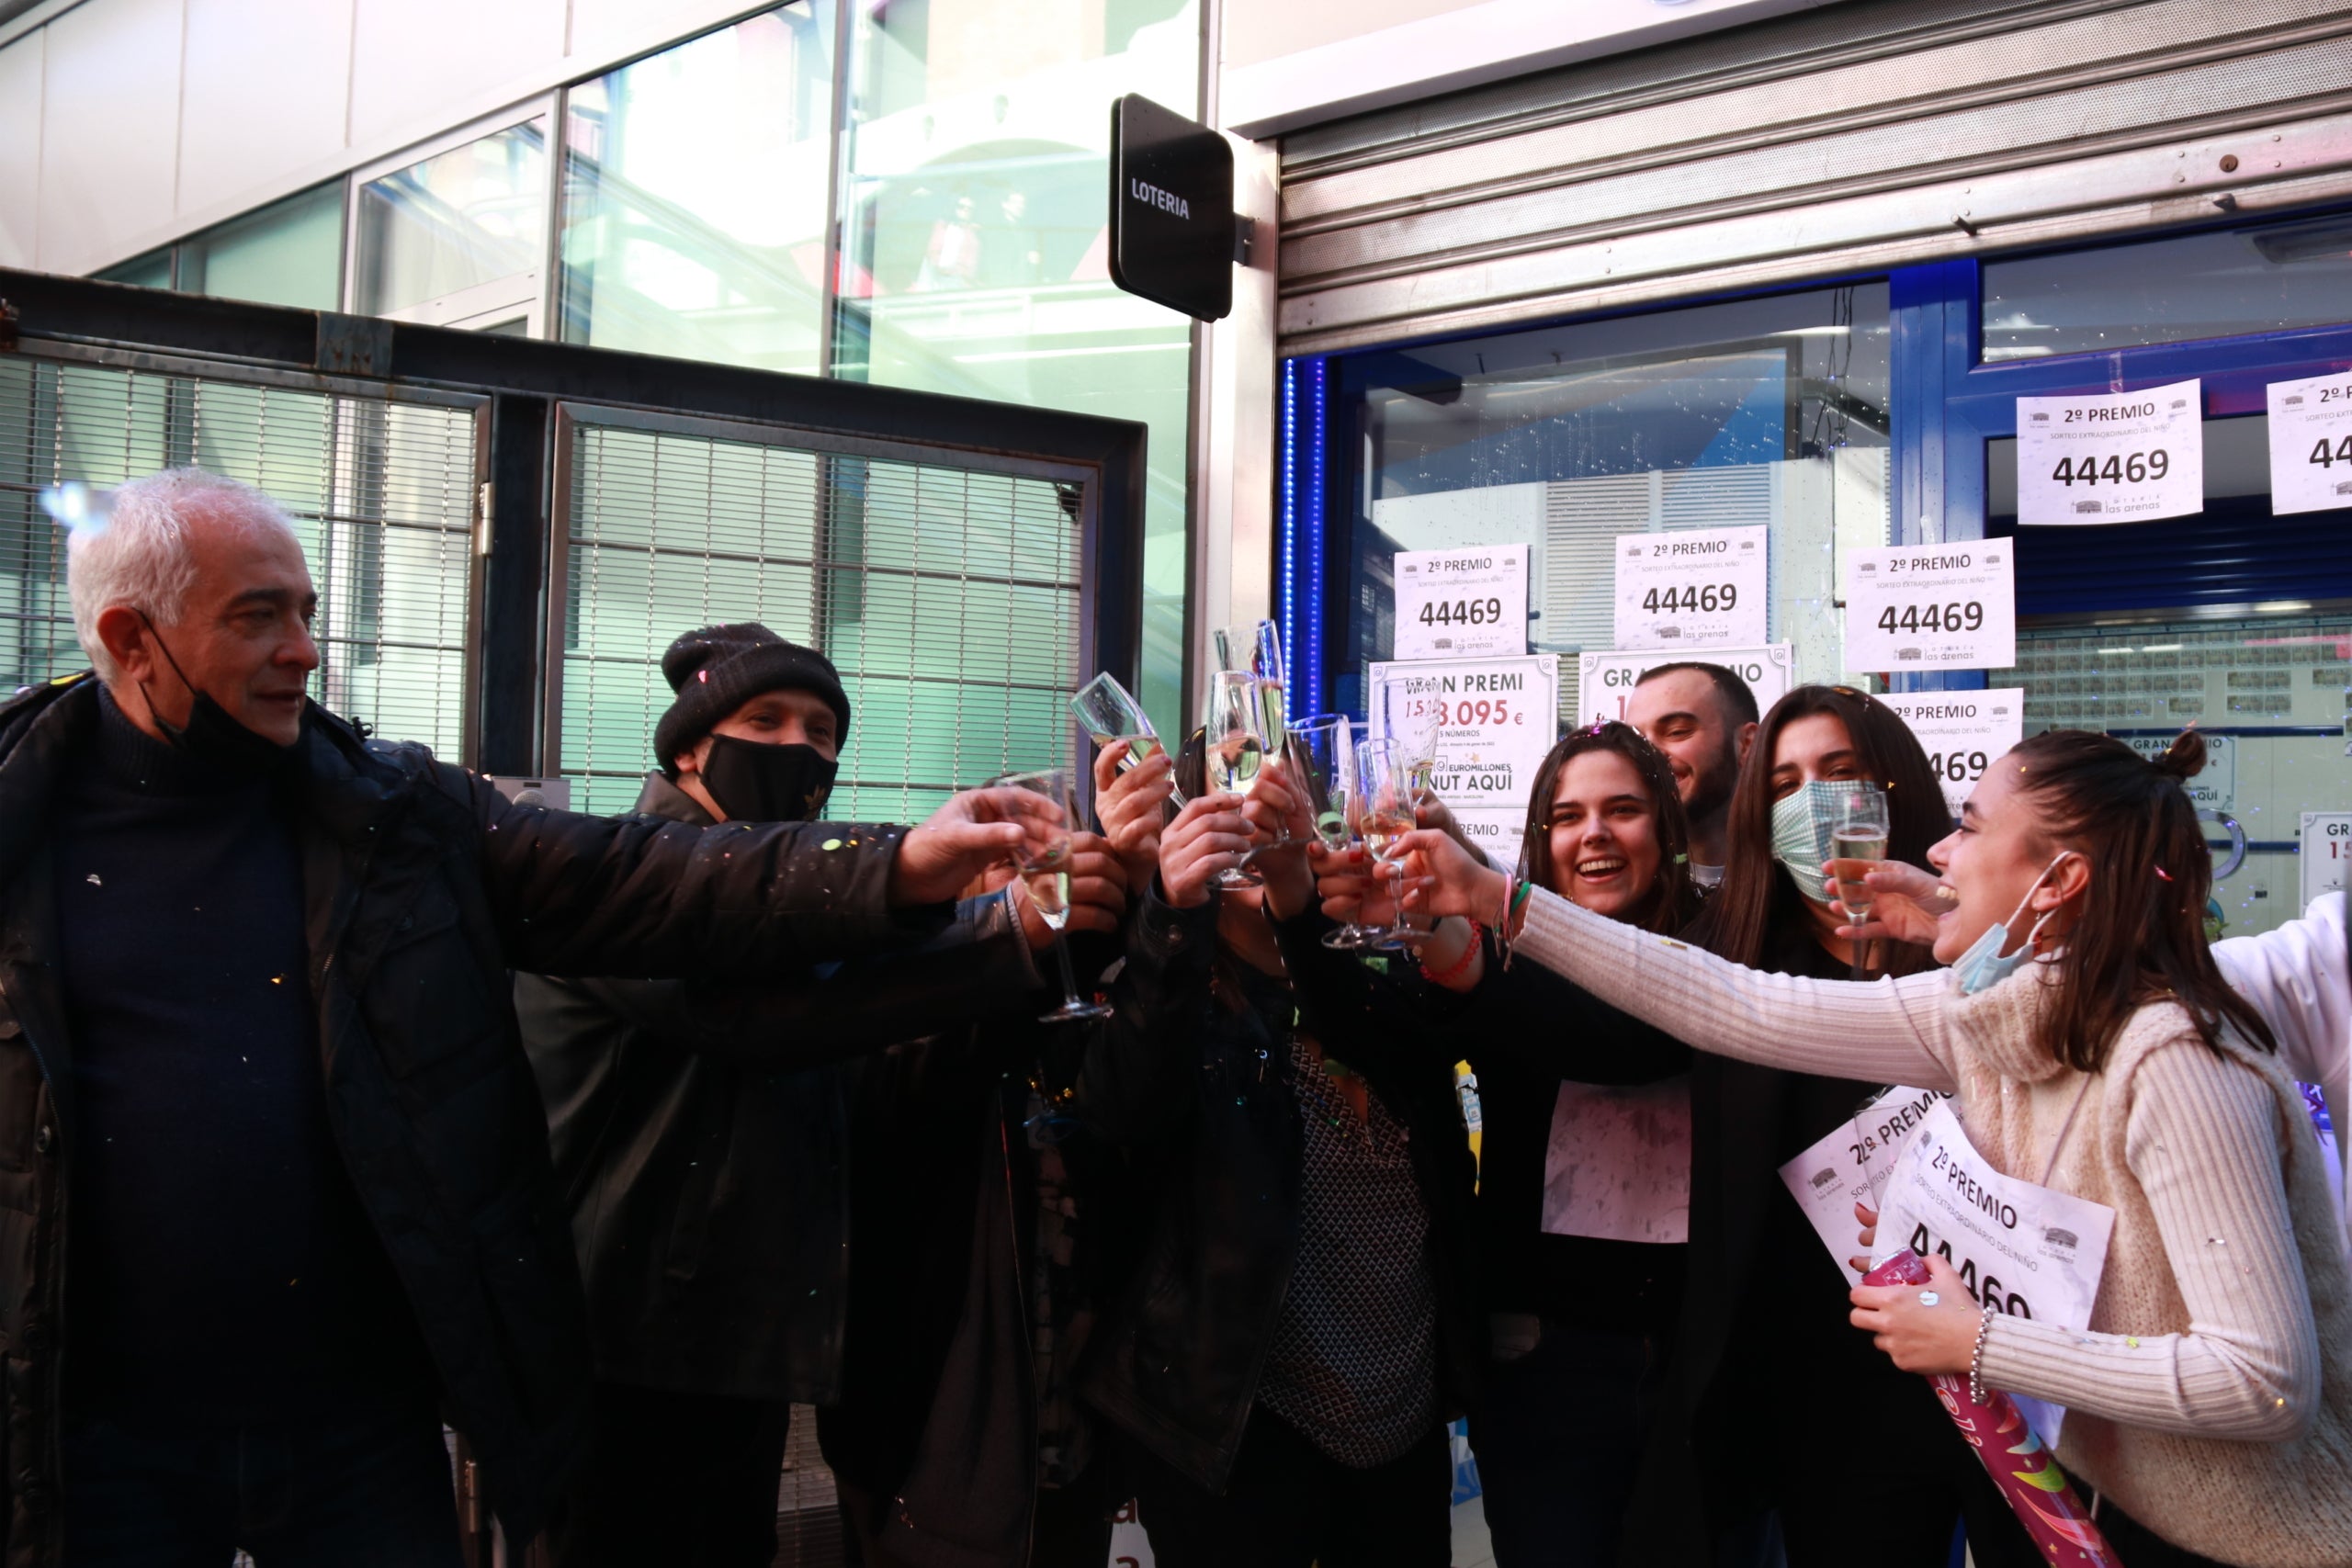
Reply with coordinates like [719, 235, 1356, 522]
[1396, 827, 1962, 1091]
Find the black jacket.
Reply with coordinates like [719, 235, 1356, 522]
[0, 676, 934, 1565]
[1618, 919, 1994, 1567]
[515, 773, 1043, 1404]
[818, 1011, 1132, 1568]
[1433, 947, 1691, 1335]
[1076, 886, 1479, 1492]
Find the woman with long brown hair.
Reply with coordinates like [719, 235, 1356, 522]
[1398, 728, 2352, 1567]
[1397, 723, 1698, 1564]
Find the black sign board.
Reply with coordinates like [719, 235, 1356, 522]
[1109, 94, 1235, 322]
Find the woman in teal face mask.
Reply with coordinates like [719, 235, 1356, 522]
[1657, 685, 2042, 1568]
[1394, 728, 2352, 1568]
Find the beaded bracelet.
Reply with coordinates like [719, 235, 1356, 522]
[1969, 1303, 1996, 1405]
[1419, 921, 1486, 987]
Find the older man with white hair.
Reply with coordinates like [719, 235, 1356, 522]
[0, 467, 1058, 1568]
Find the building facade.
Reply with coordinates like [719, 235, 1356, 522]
[3, 0, 2347, 931]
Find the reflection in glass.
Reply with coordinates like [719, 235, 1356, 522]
[354, 120, 548, 324]
[94, 250, 174, 290]
[560, 6, 835, 374]
[833, 0, 1200, 735]
[1983, 216, 2352, 362]
[1339, 285, 1893, 720]
[1987, 613, 2351, 940]
[178, 182, 344, 310]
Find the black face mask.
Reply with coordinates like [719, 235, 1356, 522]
[134, 611, 300, 777]
[698, 735, 838, 823]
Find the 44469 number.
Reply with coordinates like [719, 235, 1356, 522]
[1874, 602, 1984, 636]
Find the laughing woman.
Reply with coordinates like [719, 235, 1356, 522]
[1396, 729, 2352, 1568]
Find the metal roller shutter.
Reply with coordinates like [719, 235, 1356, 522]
[1277, 0, 2352, 355]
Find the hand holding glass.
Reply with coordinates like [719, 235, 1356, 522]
[1001, 768, 1113, 1023]
[1829, 783, 1891, 979]
[1070, 672, 1182, 804]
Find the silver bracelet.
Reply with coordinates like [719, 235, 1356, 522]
[1969, 1304, 1996, 1405]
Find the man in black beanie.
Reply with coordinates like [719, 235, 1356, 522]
[519, 623, 1130, 1568]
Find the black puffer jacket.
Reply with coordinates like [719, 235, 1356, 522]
[0, 675, 936, 1567]
[515, 773, 1044, 1404]
[1077, 886, 1479, 1492]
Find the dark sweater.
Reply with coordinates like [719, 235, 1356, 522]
[1439, 950, 1691, 1336]
[54, 690, 425, 1421]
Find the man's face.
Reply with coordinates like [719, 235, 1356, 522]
[1625, 669, 1751, 822]
[120, 515, 320, 746]
[677, 687, 842, 779]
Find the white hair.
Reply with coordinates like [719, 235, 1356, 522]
[67, 468, 304, 682]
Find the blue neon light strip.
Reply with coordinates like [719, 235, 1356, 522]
[1301, 357, 1328, 713]
[1278, 359, 1298, 691]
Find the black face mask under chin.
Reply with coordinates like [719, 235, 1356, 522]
[134, 612, 300, 777]
[696, 735, 838, 823]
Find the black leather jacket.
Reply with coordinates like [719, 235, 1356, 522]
[0, 676, 933, 1565]
[515, 773, 1043, 1404]
[1076, 885, 1479, 1492]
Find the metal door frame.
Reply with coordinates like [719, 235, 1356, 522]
[0, 268, 1149, 778]
[543, 399, 1103, 788]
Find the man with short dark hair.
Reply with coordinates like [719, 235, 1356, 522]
[1624, 661, 1758, 888]
[8, 469, 1049, 1568]
[520, 624, 1127, 1568]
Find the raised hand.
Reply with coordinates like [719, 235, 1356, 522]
[1830, 859, 1951, 949]
[1094, 739, 1176, 897]
[894, 785, 1069, 907]
[1392, 826, 1511, 924]
[1017, 831, 1129, 947]
[1311, 843, 1387, 927]
[1159, 795, 1254, 909]
[1242, 757, 1317, 917]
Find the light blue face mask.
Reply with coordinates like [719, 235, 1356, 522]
[1769, 780, 1847, 906]
[1951, 852, 2074, 995]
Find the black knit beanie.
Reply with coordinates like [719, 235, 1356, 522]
[651, 623, 852, 776]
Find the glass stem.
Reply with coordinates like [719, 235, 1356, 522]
[1052, 931, 1085, 1008]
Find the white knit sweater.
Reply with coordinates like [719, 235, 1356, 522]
[1511, 888, 2352, 1568]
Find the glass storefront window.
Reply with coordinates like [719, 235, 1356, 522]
[1988, 404, 2351, 939]
[560, 6, 836, 374]
[1987, 615, 2349, 941]
[1982, 214, 2352, 362]
[178, 181, 343, 310]
[833, 0, 1199, 734]
[354, 118, 548, 331]
[94, 249, 174, 289]
[1333, 284, 1892, 721]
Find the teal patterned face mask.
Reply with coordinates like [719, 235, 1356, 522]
[1770, 780, 1847, 906]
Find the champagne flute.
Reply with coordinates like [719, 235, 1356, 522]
[1204, 671, 1267, 887]
[1830, 782, 1891, 979]
[1354, 739, 1427, 951]
[1377, 673, 1442, 802]
[1218, 621, 1300, 850]
[1069, 671, 1183, 803]
[1295, 716, 1377, 951]
[1001, 768, 1114, 1024]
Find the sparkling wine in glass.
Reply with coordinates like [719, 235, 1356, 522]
[1830, 782, 1891, 978]
[1377, 674, 1442, 800]
[1070, 671, 1182, 803]
[1001, 768, 1113, 1023]
[1204, 671, 1266, 886]
[1354, 739, 1427, 951]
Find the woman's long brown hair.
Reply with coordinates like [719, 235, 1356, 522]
[2005, 728, 2275, 1070]
[1517, 722, 1702, 937]
[1685, 684, 1949, 974]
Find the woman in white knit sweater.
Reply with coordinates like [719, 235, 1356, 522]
[1386, 729, 2352, 1568]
